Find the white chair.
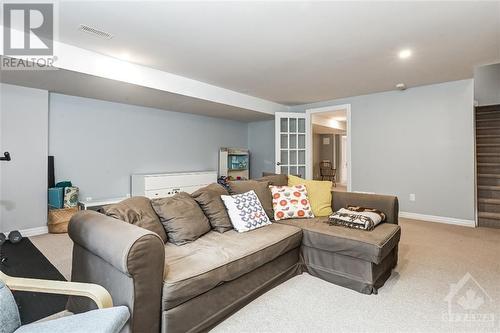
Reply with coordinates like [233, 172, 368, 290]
[0, 271, 129, 333]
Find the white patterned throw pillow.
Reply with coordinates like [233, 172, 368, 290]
[270, 185, 314, 221]
[221, 190, 272, 232]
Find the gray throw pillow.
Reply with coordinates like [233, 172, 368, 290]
[100, 196, 167, 242]
[151, 192, 211, 245]
[228, 180, 273, 220]
[191, 183, 233, 233]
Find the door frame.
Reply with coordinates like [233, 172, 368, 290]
[305, 104, 352, 191]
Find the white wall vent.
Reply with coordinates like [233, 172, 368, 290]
[78, 24, 114, 39]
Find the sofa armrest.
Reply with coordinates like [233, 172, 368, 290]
[332, 191, 399, 225]
[68, 210, 165, 333]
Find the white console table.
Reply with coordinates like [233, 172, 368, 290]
[78, 197, 129, 211]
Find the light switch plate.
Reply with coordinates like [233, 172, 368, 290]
[409, 193, 416, 202]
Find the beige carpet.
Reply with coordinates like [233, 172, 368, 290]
[30, 233, 73, 281]
[30, 219, 500, 332]
[212, 219, 500, 332]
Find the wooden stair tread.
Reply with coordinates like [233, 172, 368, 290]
[478, 185, 500, 190]
[476, 110, 500, 116]
[477, 163, 500, 166]
[476, 118, 500, 122]
[477, 143, 500, 146]
[477, 153, 500, 156]
[478, 212, 500, 219]
[476, 126, 500, 130]
[476, 135, 500, 138]
[478, 173, 500, 178]
[478, 198, 500, 204]
[476, 105, 500, 112]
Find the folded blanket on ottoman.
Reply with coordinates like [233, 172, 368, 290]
[327, 206, 386, 231]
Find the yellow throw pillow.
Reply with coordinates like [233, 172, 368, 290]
[288, 174, 333, 217]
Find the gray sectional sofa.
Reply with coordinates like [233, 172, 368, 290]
[67, 182, 400, 333]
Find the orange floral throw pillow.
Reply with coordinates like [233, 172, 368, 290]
[270, 185, 314, 221]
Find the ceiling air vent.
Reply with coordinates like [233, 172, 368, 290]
[78, 24, 113, 39]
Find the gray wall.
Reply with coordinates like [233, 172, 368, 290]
[474, 63, 500, 106]
[0, 83, 48, 232]
[319, 134, 335, 164]
[248, 120, 275, 178]
[49, 93, 248, 199]
[284, 79, 475, 220]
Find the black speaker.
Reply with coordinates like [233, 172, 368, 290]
[48, 155, 55, 188]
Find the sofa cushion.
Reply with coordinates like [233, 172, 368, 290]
[191, 183, 232, 233]
[162, 223, 302, 310]
[257, 173, 288, 186]
[100, 196, 167, 242]
[0, 281, 21, 333]
[151, 193, 211, 245]
[228, 180, 273, 220]
[277, 217, 400, 264]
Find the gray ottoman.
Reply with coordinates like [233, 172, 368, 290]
[277, 217, 401, 294]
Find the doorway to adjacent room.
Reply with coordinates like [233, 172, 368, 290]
[306, 104, 351, 191]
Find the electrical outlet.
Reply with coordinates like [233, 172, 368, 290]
[409, 193, 416, 202]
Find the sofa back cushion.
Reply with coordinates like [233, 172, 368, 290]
[191, 183, 233, 233]
[228, 180, 273, 220]
[152, 192, 211, 245]
[100, 196, 167, 242]
[257, 173, 288, 186]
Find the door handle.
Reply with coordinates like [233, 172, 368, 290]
[0, 152, 11, 161]
[276, 161, 282, 166]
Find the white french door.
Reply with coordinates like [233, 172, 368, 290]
[275, 113, 307, 177]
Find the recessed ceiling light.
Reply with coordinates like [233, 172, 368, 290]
[398, 49, 412, 59]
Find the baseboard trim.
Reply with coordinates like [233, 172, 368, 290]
[399, 212, 476, 228]
[5, 226, 49, 237]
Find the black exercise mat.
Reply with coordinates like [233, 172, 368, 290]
[0, 237, 68, 324]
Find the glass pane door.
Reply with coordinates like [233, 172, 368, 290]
[275, 113, 306, 177]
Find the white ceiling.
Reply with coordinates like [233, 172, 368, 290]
[313, 111, 347, 123]
[57, 1, 500, 105]
[312, 110, 347, 134]
[313, 124, 346, 135]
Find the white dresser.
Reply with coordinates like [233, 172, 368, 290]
[131, 171, 218, 199]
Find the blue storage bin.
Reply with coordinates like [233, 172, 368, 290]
[48, 187, 64, 209]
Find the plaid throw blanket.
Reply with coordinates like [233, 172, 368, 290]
[327, 206, 386, 231]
